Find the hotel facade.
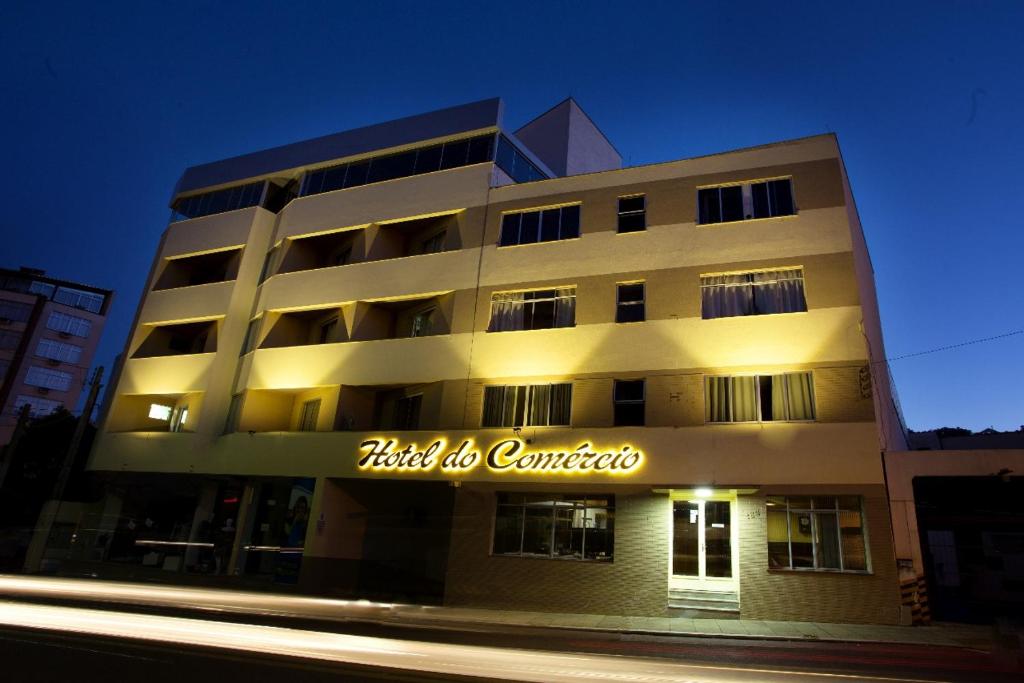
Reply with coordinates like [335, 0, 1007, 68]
[87, 98, 909, 624]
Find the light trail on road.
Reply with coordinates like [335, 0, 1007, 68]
[0, 599, 950, 683]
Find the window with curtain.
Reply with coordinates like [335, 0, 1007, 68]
[766, 496, 868, 572]
[487, 288, 576, 332]
[482, 383, 572, 427]
[701, 268, 806, 319]
[698, 178, 795, 224]
[499, 205, 581, 246]
[493, 493, 614, 561]
[705, 372, 815, 423]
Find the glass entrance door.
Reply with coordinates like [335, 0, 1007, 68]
[672, 499, 735, 588]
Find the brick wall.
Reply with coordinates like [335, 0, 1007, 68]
[814, 365, 875, 423]
[445, 484, 669, 616]
[738, 486, 901, 624]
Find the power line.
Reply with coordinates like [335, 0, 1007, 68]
[881, 328, 1024, 364]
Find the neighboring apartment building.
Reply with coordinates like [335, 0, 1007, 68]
[87, 98, 909, 624]
[0, 267, 111, 445]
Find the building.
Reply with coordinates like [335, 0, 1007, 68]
[86, 98, 910, 624]
[887, 434, 1024, 623]
[0, 267, 111, 446]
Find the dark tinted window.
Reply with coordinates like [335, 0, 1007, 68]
[368, 150, 416, 183]
[616, 283, 645, 323]
[614, 379, 645, 426]
[721, 186, 744, 222]
[617, 194, 646, 233]
[343, 161, 370, 188]
[500, 214, 521, 247]
[172, 181, 265, 221]
[498, 205, 580, 247]
[698, 188, 720, 224]
[414, 145, 443, 174]
[440, 140, 469, 169]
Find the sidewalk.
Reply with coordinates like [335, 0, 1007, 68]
[386, 603, 993, 649]
[0, 574, 994, 651]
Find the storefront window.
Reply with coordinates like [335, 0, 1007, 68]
[493, 493, 613, 561]
[766, 496, 868, 572]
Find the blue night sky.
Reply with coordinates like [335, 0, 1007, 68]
[2, 2, 1021, 431]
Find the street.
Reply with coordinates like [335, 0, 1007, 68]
[0, 599, 1017, 683]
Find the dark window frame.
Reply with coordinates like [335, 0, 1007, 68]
[499, 204, 581, 247]
[697, 178, 796, 225]
[492, 493, 615, 562]
[615, 282, 646, 323]
[617, 194, 647, 233]
[613, 379, 645, 426]
[481, 383, 573, 428]
[766, 496, 870, 573]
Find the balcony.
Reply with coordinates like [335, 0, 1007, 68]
[153, 248, 242, 290]
[275, 164, 492, 240]
[139, 280, 235, 325]
[133, 320, 219, 359]
[231, 381, 443, 434]
[162, 206, 262, 259]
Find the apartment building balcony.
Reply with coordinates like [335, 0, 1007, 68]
[138, 280, 236, 325]
[162, 206, 265, 259]
[275, 164, 492, 240]
[232, 381, 445, 434]
[239, 331, 471, 390]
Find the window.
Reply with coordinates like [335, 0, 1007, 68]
[393, 394, 422, 430]
[53, 287, 105, 313]
[148, 403, 172, 421]
[613, 380, 645, 426]
[300, 134, 497, 197]
[617, 195, 646, 233]
[701, 268, 807, 319]
[410, 308, 435, 337]
[24, 366, 73, 391]
[318, 317, 338, 344]
[705, 372, 816, 423]
[488, 288, 576, 332]
[36, 339, 83, 364]
[240, 319, 260, 355]
[0, 359, 7, 381]
[0, 299, 33, 323]
[493, 493, 614, 561]
[499, 205, 580, 247]
[482, 384, 572, 427]
[46, 312, 91, 338]
[494, 135, 547, 183]
[419, 231, 447, 255]
[224, 394, 243, 434]
[170, 405, 189, 433]
[298, 399, 321, 432]
[767, 496, 868, 572]
[13, 395, 61, 417]
[172, 181, 265, 222]
[0, 330, 20, 350]
[615, 282, 645, 323]
[698, 178, 794, 224]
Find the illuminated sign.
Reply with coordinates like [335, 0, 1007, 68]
[357, 438, 643, 476]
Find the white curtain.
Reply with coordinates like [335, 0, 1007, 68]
[488, 292, 526, 331]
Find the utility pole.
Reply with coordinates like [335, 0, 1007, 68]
[0, 404, 32, 492]
[24, 366, 103, 573]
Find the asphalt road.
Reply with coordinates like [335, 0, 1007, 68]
[0, 600, 1018, 683]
